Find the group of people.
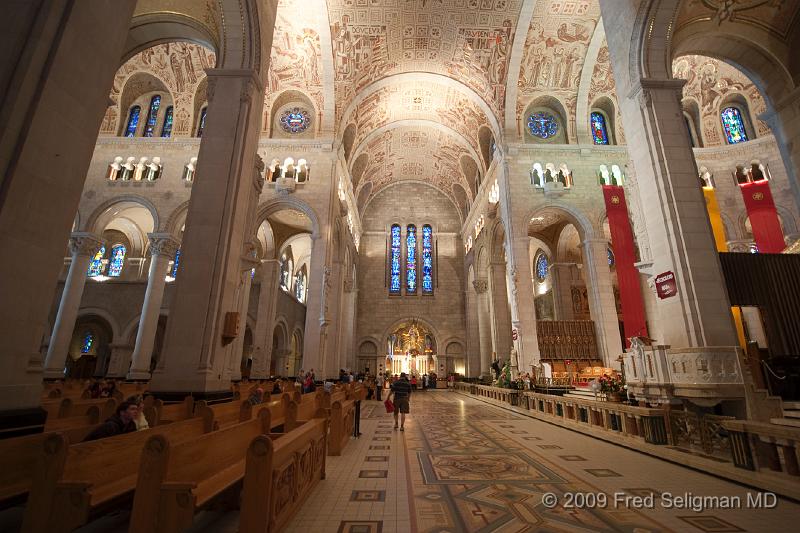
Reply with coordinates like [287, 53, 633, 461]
[82, 394, 148, 441]
[85, 379, 118, 399]
[297, 369, 316, 393]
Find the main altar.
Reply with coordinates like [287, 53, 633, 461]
[384, 320, 441, 376]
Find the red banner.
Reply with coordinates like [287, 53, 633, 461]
[602, 186, 648, 347]
[740, 181, 784, 253]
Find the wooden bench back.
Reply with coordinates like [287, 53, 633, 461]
[58, 398, 116, 419]
[329, 399, 356, 456]
[44, 406, 101, 432]
[195, 400, 252, 430]
[22, 411, 212, 532]
[145, 396, 194, 426]
[129, 409, 273, 533]
[240, 412, 327, 533]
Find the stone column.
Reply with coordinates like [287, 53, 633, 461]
[127, 234, 180, 380]
[339, 277, 358, 372]
[505, 239, 541, 372]
[0, 1, 136, 417]
[550, 263, 577, 320]
[616, 78, 738, 347]
[104, 343, 134, 378]
[760, 89, 800, 213]
[149, 70, 267, 399]
[473, 279, 492, 375]
[582, 238, 623, 367]
[488, 262, 512, 360]
[230, 243, 260, 381]
[43, 233, 104, 379]
[250, 259, 280, 378]
[464, 279, 481, 377]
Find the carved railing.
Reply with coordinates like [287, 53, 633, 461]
[668, 411, 734, 458]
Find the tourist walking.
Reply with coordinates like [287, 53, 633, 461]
[389, 372, 412, 431]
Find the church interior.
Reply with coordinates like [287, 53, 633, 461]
[1, 0, 800, 531]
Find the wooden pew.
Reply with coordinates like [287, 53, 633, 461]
[195, 399, 253, 430]
[143, 396, 194, 426]
[55, 398, 117, 420]
[43, 406, 101, 432]
[0, 424, 100, 507]
[22, 410, 213, 533]
[328, 399, 356, 456]
[239, 415, 328, 533]
[133, 405, 325, 533]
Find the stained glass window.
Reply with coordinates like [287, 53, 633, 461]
[107, 244, 126, 277]
[406, 225, 417, 293]
[422, 225, 433, 294]
[161, 106, 174, 137]
[124, 106, 141, 137]
[197, 107, 207, 137]
[295, 272, 306, 302]
[607, 247, 615, 267]
[279, 107, 311, 134]
[721, 107, 748, 144]
[535, 252, 548, 282]
[81, 331, 94, 354]
[527, 112, 558, 139]
[280, 257, 293, 291]
[171, 248, 181, 279]
[590, 112, 609, 145]
[87, 246, 106, 277]
[142, 95, 161, 137]
[390, 225, 401, 294]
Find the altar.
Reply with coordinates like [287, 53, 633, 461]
[382, 320, 445, 377]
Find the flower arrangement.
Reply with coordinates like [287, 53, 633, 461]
[597, 373, 624, 394]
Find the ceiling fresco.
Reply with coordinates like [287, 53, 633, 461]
[676, 0, 800, 39]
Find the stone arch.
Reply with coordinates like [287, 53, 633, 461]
[682, 97, 703, 147]
[478, 125, 494, 170]
[85, 195, 160, 235]
[123, 9, 220, 64]
[268, 89, 317, 138]
[351, 153, 368, 189]
[165, 201, 191, 236]
[380, 317, 442, 352]
[524, 202, 596, 242]
[254, 197, 321, 240]
[116, 72, 174, 136]
[76, 307, 121, 342]
[521, 95, 571, 144]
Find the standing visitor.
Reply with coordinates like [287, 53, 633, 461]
[389, 372, 412, 431]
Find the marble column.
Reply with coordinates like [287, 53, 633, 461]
[616, 78, 738, 347]
[43, 233, 104, 379]
[0, 1, 136, 416]
[582, 238, 623, 367]
[127, 234, 180, 380]
[250, 259, 280, 378]
[149, 70, 267, 398]
[473, 279, 492, 375]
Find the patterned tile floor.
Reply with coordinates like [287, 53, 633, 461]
[285, 391, 799, 533]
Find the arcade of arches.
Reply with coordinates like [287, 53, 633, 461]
[1, 0, 800, 530]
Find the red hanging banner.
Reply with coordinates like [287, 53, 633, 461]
[740, 181, 784, 253]
[602, 186, 648, 347]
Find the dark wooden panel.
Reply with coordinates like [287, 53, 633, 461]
[536, 320, 598, 360]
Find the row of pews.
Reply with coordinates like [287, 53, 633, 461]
[1, 381, 364, 532]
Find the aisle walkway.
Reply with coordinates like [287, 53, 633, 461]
[286, 390, 798, 533]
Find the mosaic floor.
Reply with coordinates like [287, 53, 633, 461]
[285, 390, 799, 533]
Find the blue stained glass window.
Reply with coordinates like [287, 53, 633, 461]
[527, 112, 558, 139]
[721, 107, 748, 144]
[279, 107, 311, 134]
[197, 107, 207, 137]
[81, 331, 94, 354]
[161, 106, 174, 137]
[590, 112, 609, 145]
[535, 252, 548, 282]
[607, 247, 615, 267]
[124, 106, 141, 137]
[171, 248, 181, 278]
[406, 225, 417, 293]
[107, 244, 126, 277]
[143, 95, 161, 137]
[390, 225, 401, 293]
[422, 225, 433, 294]
[87, 246, 106, 277]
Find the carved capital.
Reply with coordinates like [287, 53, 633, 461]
[472, 279, 488, 294]
[148, 233, 180, 257]
[69, 232, 104, 257]
[629, 78, 686, 111]
[241, 239, 261, 270]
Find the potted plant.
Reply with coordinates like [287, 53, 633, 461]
[597, 373, 624, 402]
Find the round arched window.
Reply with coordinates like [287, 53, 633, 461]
[279, 107, 311, 134]
[535, 252, 549, 282]
[527, 112, 558, 139]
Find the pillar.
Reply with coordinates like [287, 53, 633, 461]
[473, 279, 492, 375]
[550, 263, 577, 320]
[250, 259, 280, 378]
[0, 0, 136, 424]
[488, 262, 512, 360]
[127, 234, 179, 380]
[104, 343, 134, 378]
[230, 247, 259, 381]
[582, 238, 623, 366]
[616, 78, 738, 347]
[760, 89, 800, 213]
[43, 233, 104, 379]
[148, 69, 266, 399]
